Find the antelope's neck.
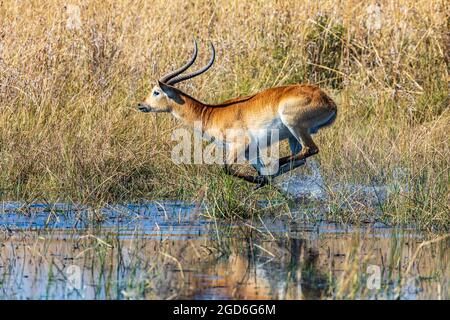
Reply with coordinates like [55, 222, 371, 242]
[171, 95, 213, 131]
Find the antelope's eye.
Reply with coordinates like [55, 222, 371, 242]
[153, 91, 160, 96]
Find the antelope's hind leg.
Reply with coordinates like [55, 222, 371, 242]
[272, 135, 307, 177]
[279, 101, 336, 168]
[289, 135, 303, 155]
[280, 125, 319, 166]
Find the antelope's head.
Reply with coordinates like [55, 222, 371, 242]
[138, 40, 215, 113]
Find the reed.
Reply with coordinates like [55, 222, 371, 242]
[0, 0, 448, 229]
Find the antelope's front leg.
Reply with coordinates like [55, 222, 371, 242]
[223, 165, 266, 184]
[222, 141, 263, 184]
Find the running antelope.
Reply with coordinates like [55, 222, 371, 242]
[138, 40, 337, 187]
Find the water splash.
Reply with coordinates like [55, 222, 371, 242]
[273, 160, 407, 207]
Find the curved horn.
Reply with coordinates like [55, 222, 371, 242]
[159, 39, 198, 84]
[167, 42, 215, 85]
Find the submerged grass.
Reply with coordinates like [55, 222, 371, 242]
[0, 0, 448, 229]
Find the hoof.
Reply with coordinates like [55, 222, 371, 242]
[275, 159, 306, 177]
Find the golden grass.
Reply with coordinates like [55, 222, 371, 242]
[0, 0, 448, 228]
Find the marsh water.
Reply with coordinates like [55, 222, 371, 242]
[0, 201, 448, 300]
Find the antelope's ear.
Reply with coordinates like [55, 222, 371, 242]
[158, 81, 175, 96]
[158, 81, 184, 104]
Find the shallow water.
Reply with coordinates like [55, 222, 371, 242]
[0, 202, 448, 300]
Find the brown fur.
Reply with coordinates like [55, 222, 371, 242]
[140, 82, 337, 176]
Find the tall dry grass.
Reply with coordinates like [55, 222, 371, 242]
[0, 0, 448, 228]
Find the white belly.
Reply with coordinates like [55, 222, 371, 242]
[201, 118, 291, 151]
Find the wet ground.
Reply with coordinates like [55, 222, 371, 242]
[0, 201, 448, 300]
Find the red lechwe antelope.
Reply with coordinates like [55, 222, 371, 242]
[138, 40, 337, 187]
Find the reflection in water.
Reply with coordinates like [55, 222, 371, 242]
[0, 202, 448, 300]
